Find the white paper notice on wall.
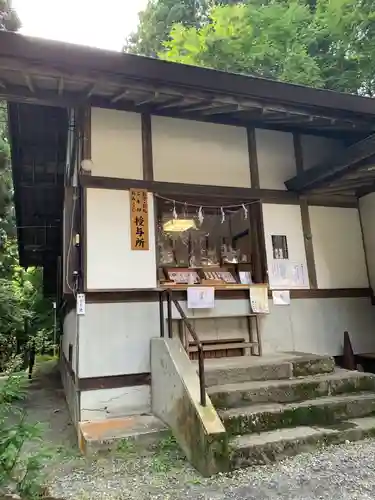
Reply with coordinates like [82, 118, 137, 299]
[187, 287, 215, 309]
[269, 260, 308, 289]
[249, 286, 269, 314]
[76, 293, 86, 315]
[272, 290, 290, 306]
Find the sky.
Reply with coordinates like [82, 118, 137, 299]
[12, 0, 148, 51]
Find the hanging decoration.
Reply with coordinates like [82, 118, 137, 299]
[221, 207, 226, 224]
[172, 201, 178, 220]
[197, 206, 204, 226]
[242, 203, 248, 220]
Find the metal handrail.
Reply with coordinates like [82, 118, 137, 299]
[159, 289, 207, 407]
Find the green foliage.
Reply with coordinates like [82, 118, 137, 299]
[0, 372, 45, 499]
[0, 0, 21, 32]
[129, 0, 375, 95]
[125, 0, 245, 56]
[162, 2, 322, 86]
[0, 103, 55, 371]
[125, 0, 211, 56]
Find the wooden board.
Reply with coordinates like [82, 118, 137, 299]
[130, 188, 149, 250]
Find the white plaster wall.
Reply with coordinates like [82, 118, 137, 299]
[256, 129, 295, 190]
[76, 295, 375, 420]
[301, 135, 345, 170]
[80, 386, 150, 421]
[359, 193, 375, 290]
[262, 297, 375, 356]
[62, 310, 78, 373]
[152, 116, 250, 187]
[163, 295, 375, 355]
[262, 204, 308, 287]
[91, 108, 143, 179]
[310, 206, 368, 289]
[78, 302, 159, 378]
[85, 188, 157, 290]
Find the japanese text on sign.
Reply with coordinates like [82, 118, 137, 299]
[130, 189, 149, 251]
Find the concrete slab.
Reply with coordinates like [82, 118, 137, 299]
[222, 392, 375, 435]
[201, 352, 335, 386]
[78, 414, 168, 454]
[232, 425, 338, 449]
[229, 415, 375, 468]
[208, 369, 375, 408]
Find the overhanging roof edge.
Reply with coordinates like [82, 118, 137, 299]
[1, 32, 375, 119]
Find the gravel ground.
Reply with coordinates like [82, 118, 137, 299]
[22, 363, 375, 500]
[48, 440, 375, 500]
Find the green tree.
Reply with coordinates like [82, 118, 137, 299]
[160, 0, 375, 95]
[162, 2, 322, 86]
[125, 0, 211, 56]
[0, 0, 21, 31]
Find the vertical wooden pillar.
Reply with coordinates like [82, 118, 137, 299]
[294, 133, 318, 288]
[141, 113, 154, 181]
[247, 127, 267, 283]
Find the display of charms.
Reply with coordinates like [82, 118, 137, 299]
[221, 243, 239, 264]
[203, 269, 237, 284]
[166, 268, 200, 284]
[201, 247, 219, 267]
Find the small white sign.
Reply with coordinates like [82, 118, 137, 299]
[76, 293, 86, 315]
[187, 287, 215, 309]
[272, 290, 290, 306]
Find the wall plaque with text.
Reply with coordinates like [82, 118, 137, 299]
[130, 189, 149, 251]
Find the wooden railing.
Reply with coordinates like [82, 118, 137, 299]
[159, 289, 207, 407]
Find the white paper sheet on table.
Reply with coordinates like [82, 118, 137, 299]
[187, 287, 215, 309]
[272, 290, 291, 306]
[249, 286, 269, 314]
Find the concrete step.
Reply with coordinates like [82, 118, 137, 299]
[203, 353, 335, 387]
[209, 369, 375, 409]
[229, 415, 375, 469]
[78, 414, 169, 455]
[222, 392, 375, 435]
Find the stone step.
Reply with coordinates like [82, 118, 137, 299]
[209, 369, 375, 409]
[222, 392, 375, 435]
[229, 416, 375, 469]
[78, 414, 169, 455]
[203, 353, 335, 387]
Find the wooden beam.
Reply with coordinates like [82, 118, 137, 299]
[247, 128, 260, 189]
[313, 178, 375, 195]
[24, 74, 35, 93]
[82, 106, 91, 160]
[58, 77, 64, 96]
[286, 133, 375, 192]
[78, 372, 151, 391]
[86, 83, 96, 98]
[111, 89, 131, 103]
[202, 104, 241, 115]
[300, 199, 318, 288]
[135, 92, 159, 106]
[141, 113, 153, 181]
[294, 134, 318, 289]
[293, 133, 304, 175]
[181, 101, 214, 113]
